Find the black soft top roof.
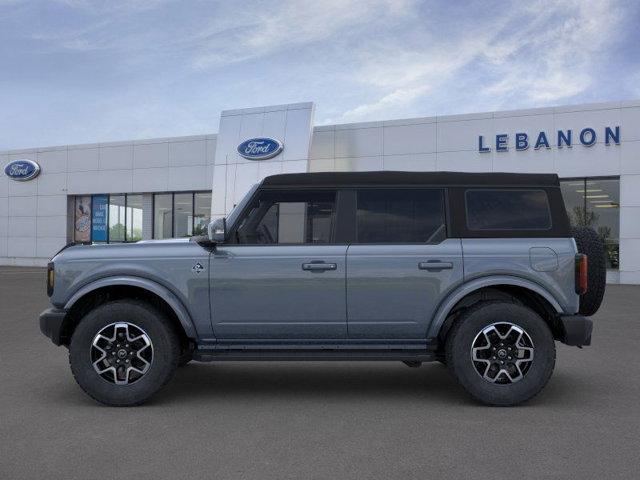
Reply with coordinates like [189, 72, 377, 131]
[261, 171, 560, 188]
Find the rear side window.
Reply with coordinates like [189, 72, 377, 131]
[356, 189, 446, 243]
[465, 189, 551, 230]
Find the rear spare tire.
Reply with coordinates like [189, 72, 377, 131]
[572, 227, 606, 316]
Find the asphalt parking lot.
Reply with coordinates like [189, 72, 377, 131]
[1, 267, 639, 479]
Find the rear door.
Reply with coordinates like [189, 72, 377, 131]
[346, 188, 463, 339]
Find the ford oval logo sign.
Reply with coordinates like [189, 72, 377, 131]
[4, 159, 41, 181]
[237, 137, 283, 160]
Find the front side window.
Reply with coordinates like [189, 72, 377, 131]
[465, 189, 551, 231]
[235, 190, 336, 244]
[356, 189, 446, 243]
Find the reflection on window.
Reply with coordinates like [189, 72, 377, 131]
[75, 193, 147, 243]
[152, 191, 212, 239]
[561, 177, 620, 269]
[466, 189, 551, 231]
[109, 195, 126, 242]
[154, 194, 172, 239]
[194, 192, 212, 236]
[174, 193, 193, 238]
[236, 191, 336, 244]
[357, 189, 446, 243]
[126, 194, 143, 242]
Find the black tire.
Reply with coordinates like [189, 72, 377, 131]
[446, 301, 556, 406]
[178, 351, 193, 367]
[572, 226, 606, 316]
[69, 300, 180, 406]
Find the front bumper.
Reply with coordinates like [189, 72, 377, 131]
[559, 315, 593, 347]
[39, 308, 67, 346]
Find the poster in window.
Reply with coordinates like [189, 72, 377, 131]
[74, 196, 91, 242]
[91, 195, 108, 242]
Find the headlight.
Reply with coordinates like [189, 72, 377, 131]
[47, 262, 55, 297]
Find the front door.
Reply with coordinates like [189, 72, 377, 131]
[346, 188, 463, 339]
[211, 189, 347, 340]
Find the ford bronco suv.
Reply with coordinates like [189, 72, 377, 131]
[39, 172, 605, 406]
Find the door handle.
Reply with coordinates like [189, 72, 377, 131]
[302, 262, 337, 272]
[418, 261, 454, 271]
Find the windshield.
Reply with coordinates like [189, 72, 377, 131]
[226, 183, 259, 229]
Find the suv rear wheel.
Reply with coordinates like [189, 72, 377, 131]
[69, 300, 180, 406]
[445, 301, 555, 406]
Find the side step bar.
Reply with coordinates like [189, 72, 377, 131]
[193, 350, 436, 362]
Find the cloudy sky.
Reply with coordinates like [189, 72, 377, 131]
[1, 0, 638, 150]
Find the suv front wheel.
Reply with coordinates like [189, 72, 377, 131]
[445, 301, 556, 406]
[69, 300, 181, 406]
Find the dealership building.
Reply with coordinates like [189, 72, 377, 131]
[1, 100, 639, 283]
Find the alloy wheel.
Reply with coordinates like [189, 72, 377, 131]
[90, 322, 154, 385]
[471, 322, 534, 384]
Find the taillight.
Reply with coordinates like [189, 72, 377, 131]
[47, 262, 55, 297]
[575, 254, 588, 295]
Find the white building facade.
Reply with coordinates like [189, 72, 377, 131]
[2, 100, 639, 283]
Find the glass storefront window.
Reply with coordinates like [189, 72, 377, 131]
[74, 193, 146, 243]
[174, 193, 193, 238]
[109, 195, 126, 242]
[152, 191, 212, 239]
[126, 194, 143, 242]
[154, 194, 172, 239]
[560, 177, 620, 269]
[74, 196, 92, 243]
[194, 192, 212, 236]
[72, 191, 212, 242]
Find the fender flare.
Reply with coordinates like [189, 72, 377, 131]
[426, 275, 564, 339]
[64, 276, 197, 338]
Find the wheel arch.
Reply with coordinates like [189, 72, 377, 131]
[429, 276, 564, 343]
[59, 276, 197, 346]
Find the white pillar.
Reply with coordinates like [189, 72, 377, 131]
[210, 102, 315, 219]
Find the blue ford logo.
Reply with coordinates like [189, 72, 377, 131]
[4, 159, 41, 181]
[237, 137, 283, 160]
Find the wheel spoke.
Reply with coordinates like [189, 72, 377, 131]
[91, 322, 154, 386]
[471, 322, 535, 385]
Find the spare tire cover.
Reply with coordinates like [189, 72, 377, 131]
[571, 227, 606, 316]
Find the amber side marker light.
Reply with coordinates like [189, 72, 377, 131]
[575, 254, 588, 295]
[47, 262, 55, 297]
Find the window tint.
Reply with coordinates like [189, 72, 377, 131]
[466, 189, 551, 230]
[356, 189, 446, 243]
[236, 190, 336, 244]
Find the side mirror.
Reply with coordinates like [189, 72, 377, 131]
[208, 217, 226, 243]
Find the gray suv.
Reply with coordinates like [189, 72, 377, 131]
[39, 172, 605, 406]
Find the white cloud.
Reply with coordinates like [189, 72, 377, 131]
[191, 0, 413, 69]
[334, 0, 625, 122]
[481, 0, 621, 104]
